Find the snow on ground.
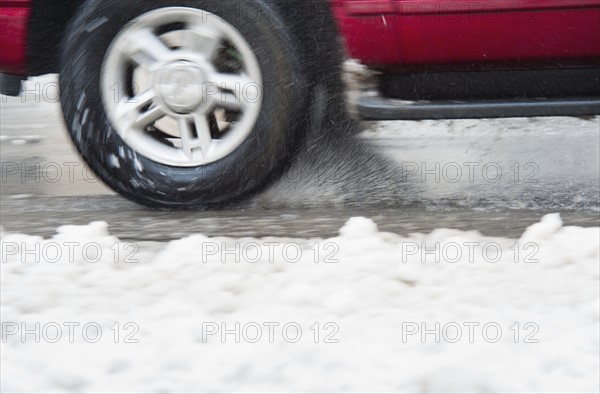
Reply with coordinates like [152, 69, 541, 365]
[1, 215, 599, 393]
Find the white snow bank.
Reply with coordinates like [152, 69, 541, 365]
[1, 215, 599, 393]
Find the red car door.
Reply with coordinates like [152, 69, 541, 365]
[334, 0, 600, 70]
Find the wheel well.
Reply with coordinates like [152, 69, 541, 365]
[27, 0, 85, 75]
[270, 0, 347, 113]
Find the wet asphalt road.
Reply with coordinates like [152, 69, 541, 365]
[2, 194, 600, 241]
[1, 76, 599, 240]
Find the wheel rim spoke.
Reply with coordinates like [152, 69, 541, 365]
[122, 28, 172, 70]
[193, 114, 214, 154]
[211, 73, 253, 92]
[213, 91, 245, 110]
[174, 28, 222, 60]
[209, 73, 260, 110]
[178, 115, 212, 158]
[135, 105, 166, 129]
[116, 89, 165, 130]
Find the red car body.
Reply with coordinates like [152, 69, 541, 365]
[0, 0, 30, 75]
[331, 0, 600, 71]
[2, 0, 600, 76]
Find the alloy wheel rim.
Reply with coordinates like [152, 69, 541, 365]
[101, 7, 263, 167]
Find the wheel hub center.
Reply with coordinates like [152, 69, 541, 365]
[156, 61, 205, 113]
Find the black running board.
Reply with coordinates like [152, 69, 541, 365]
[357, 96, 600, 120]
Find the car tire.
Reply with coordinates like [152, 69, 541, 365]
[59, 0, 309, 208]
